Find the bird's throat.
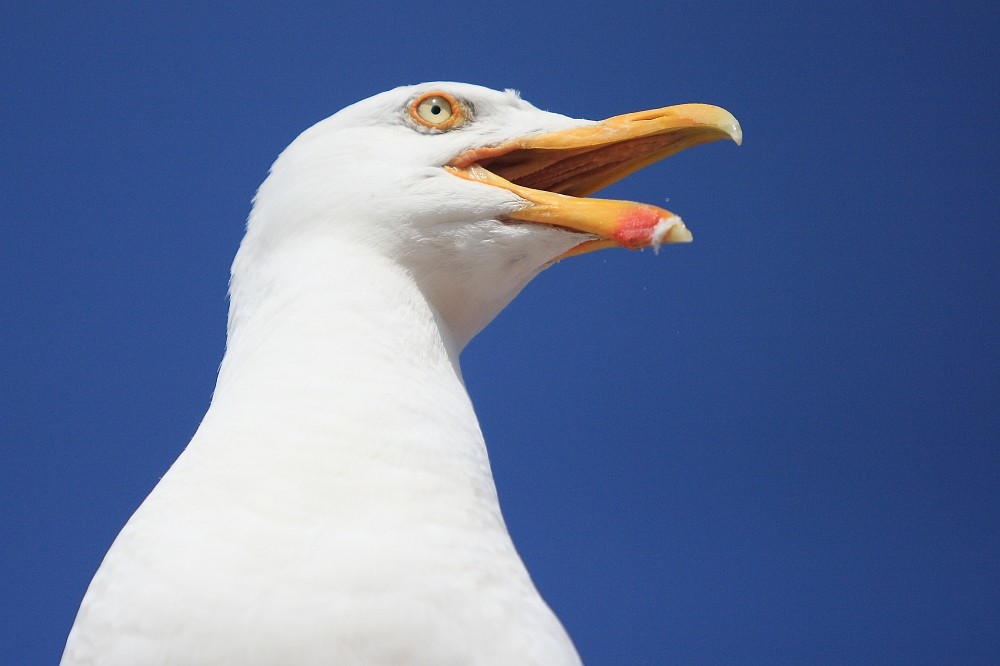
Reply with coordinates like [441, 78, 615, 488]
[210, 238, 504, 531]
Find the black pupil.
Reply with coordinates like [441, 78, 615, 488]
[431, 104, 442, 115]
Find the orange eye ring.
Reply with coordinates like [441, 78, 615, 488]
[408, 91, 465, 130]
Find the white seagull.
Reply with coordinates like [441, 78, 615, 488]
[61, 82, 740, 665]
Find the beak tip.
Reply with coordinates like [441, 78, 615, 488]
[721, 114, 743, 146]
[667, 220, 694, 244]
[684, 104, 742, 146]
[650, 215, 693, 253]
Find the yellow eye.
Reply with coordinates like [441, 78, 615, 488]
[410, 92, 463, 129]
[417, 96, 452, 123]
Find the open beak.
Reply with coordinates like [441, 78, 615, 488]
[446, 103, 741, 258]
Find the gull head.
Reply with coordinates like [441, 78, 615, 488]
[238, 82, 741, 347]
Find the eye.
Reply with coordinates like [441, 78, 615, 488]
[409, 92, 464, 129]
[417, 96, 452, 123]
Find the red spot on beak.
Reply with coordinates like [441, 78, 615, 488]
[611, 207, 661, 249]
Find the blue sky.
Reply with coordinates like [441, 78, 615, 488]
[3, 2, 998, 663]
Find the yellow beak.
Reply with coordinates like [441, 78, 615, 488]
[447, 103, 741, 257]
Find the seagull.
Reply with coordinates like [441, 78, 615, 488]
[61, 82, 740, 665]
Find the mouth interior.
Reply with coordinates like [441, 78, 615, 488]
[449, 125, 714, 203]
[473, 134, 684, 198]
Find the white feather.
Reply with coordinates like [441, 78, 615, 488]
[61, 83, 589, 666]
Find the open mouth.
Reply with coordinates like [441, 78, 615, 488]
[446, 103, 741, 256]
